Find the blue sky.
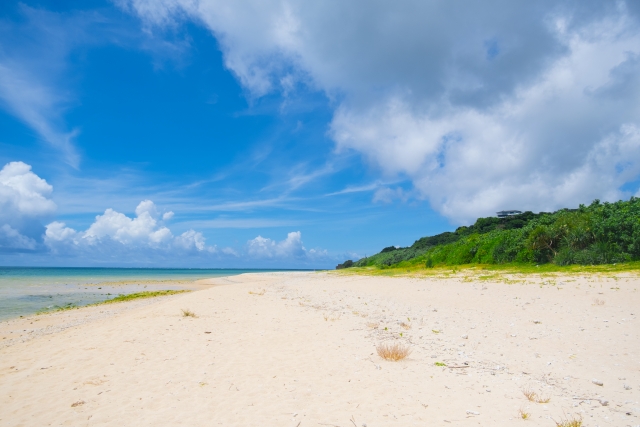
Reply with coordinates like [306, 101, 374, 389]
[1, 0, 639, 267]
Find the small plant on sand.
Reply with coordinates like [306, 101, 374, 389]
[592, 298, 605, 305]
[522, 388, 550, 403]
[522, 388, 537, 401]
[431, 329, 440, 334]
[376, 342, 411, 361]
[181, 309, 197, 317]
[518, 407, 530, 420]
[553, 414, 582, 427]
[323, 312, 340, 321]
[434, 362, 446, 367]
[400, 322, 411, 330]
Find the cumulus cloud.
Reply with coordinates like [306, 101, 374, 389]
[0, 160, 333, 265]
[44, 200, 213, 255]
[246, 231, 328, 261]
[247, 231, 306, 259]
[0, 161, 56, 250]
[121, 0, 640, 223]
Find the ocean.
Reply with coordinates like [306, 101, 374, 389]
[0, 267, 292, 321]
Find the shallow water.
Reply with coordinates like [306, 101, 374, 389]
[0, 267, 290, 321]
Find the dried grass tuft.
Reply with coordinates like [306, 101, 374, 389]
[248, 289, 265, 295]
[323, 312, 341, 321]
[522, 388, 550, 403]
[366, 322, 379, 329]
[536, 395, 550, 403]
[554, 415, 582, 427]
[400, 322, 411, 330]
[522, 388, 537, 401]
[181, 309, 197, 317]
[376, 342, 411, 361]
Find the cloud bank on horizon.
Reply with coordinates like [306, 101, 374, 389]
[0, 161, 327, 266]
[119, 0, 640, 222]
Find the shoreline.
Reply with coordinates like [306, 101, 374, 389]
[1, 271, 638, 426]
[0, 268, 288, 322]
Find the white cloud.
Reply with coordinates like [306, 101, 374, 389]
[121, 0, 640, 223]
[0, 161, 56, 218]
[0, 161, 334, 266]
[44, 221, 78, 243]
[44, 200, 215, 254]
[174, 229, 207, 251]
[0, 224, 37, 250]
[244, 231, 333, 264]
[246, 231, 308, 259]
[0, 161, 56, 250]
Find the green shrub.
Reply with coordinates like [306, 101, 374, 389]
[347, 197, 640, 270]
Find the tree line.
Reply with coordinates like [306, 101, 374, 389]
[337, 197, 640, 269]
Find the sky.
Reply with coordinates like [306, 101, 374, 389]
[1, 0, 639, 268]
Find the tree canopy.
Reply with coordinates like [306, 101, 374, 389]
[340, 198, 640, 269]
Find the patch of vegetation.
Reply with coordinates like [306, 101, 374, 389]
[554, 415, 582, 427]
[518, 408, 530, 420]
[37, 290, 190, 314]
[102, 290, 189, 304]
[522, 388, 550, 403]
[376, 342, 411, 361]
[336, 259, 354, 269]
[181, 308, 197, 317]
[338, 198, 640, 270]
[434, 362, 446, 367]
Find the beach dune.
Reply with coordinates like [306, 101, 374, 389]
[1, 271, 638, 426]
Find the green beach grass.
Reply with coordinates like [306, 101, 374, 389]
[36, 290, 191, 315]
[333, 260, 640, 280]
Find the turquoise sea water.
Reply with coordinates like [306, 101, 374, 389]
[0, 267, 293, 322]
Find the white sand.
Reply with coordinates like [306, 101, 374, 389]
[1, 271, 639, 426]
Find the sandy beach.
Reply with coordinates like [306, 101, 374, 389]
[1, 271, 639, 426]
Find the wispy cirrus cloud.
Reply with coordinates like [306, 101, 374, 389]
[179, 218, 305, 229]
[0, 4, 194, 169]
[0, 5, 102, 168]
[0, 63, 80, 167]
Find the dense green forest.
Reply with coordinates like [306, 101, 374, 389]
[336, 198, 640, 269]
